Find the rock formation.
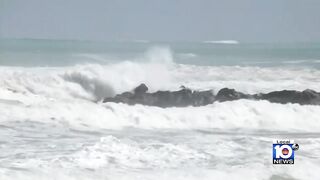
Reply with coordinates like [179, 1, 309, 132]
[103, 84, 320, 107]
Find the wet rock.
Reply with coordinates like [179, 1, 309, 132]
[103, 84, 320, 107]
[134, 83, 148, 95]
[103, 84, 215, 107]
[259, 89, 320, 105]
[216, 88, 251, 102]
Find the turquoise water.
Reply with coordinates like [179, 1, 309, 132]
[1, 39, 320, 67]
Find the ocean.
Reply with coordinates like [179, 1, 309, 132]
[0, 39, 320, 180]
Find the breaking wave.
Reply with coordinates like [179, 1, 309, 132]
[1, 95, 320, 131]
[1, 45, 320, 180]
[0, 46, 320, 131]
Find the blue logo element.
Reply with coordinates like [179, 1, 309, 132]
[273, 143, 294, 164]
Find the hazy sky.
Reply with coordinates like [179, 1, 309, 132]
[0, 0, 319, 42]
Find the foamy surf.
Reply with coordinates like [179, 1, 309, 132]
[1, 59, 320, 131]
[1, 42, 320, 180]
[1, 122, 320, 180]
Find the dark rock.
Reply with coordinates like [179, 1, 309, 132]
[216, 88, 251, 102]
[134, 83, 148, 95]
[147, 88, 194, 107]
[259, 89, 320, 105]
[103, 84, 320, 107]
[103, 84, 216, 107]
[103, 92, 133, 104]
[192, 90, 215, 106]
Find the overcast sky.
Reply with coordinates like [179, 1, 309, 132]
[0, 0, 319, 42]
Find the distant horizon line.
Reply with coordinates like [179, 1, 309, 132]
[0, 37, 319, 44]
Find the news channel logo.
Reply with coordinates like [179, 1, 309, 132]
[273, 139, 299, 164]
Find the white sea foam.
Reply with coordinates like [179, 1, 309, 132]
[282, 59, 320, 64]
[1, 89, 320, 132]
[1, 131, 320, 180]
[203, 40, 239, 44]
[1, 46, 320, 180]
[176, 53, 198, 58]
[1, 61, 320, 103]
[1, 50, 320, 131]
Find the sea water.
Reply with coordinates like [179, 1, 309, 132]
[0, 39, 320, 180]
